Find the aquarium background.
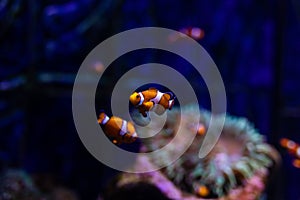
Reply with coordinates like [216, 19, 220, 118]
[0, 0, 299, 199]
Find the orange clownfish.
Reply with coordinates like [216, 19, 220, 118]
[280, 138, 300, 158]
[280, 138, 300, 169]
[129, 88, 175, 117]
[98, 111, 137, 144]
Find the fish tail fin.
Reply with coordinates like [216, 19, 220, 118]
[169, 98, 175, 110]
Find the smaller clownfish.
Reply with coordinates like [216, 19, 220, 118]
[280, 138, 300, 169]
[280, 138, 300, 158]
[129, 87, 175, 117]
[98, 111, 137, 144]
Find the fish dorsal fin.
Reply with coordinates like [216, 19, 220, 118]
[148, 87, 158, 91]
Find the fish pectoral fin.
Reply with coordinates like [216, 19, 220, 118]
[144, 101, 154, 110]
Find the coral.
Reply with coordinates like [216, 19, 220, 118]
[0, 169, 41, 200]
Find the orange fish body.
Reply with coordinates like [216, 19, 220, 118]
[98, 112, 137, 144]
[129, 88, 175, 117]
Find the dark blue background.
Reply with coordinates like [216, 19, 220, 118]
[0, 0, 299, 199]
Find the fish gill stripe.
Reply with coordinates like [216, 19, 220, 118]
[138, 92, 144, 106]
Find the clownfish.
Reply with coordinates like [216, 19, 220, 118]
[98, 111, 137, 144]
[129, 87, 175, 117]
[280, 138, 300, 168]
[280, 138, 300, 158]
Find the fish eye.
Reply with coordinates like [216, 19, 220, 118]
[136, 94, 140, 98]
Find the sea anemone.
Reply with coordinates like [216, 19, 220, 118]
[106, 104, 280, 199]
